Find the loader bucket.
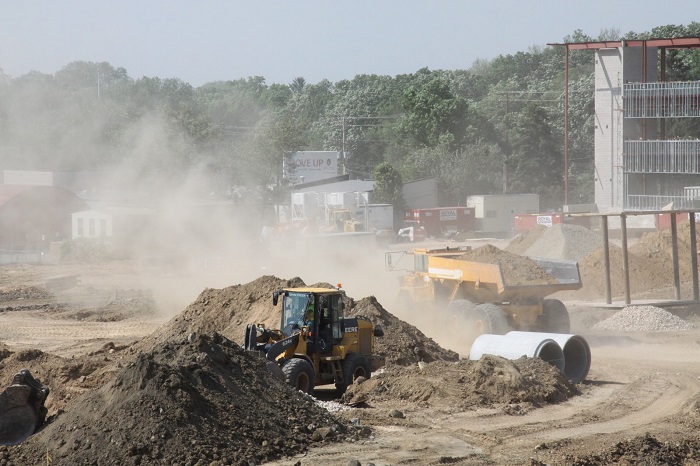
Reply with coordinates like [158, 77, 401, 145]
[0, 370, 50, 446]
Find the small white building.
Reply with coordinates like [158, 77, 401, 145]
[71, 210, 113, 239]
[467, 194, 539, 237]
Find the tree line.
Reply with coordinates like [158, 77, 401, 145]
[1, 24, 699, 213]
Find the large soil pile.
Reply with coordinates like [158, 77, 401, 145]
[135, 275, 305, 352]
[458, 244, 557, 285]
[573, 221, 700, 300]
[342, 355, 578, 413]
[8, 333, 352, 466]
[510, 221, 700, 300]
[136, 275, 458, 367]
[507, 224, 603, 261]
[346, 296, 458, 365]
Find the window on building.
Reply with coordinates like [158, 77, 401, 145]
[485, 210, 498, 218]
[89, 218, 96, 237]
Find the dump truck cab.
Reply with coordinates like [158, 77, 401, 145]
[244, 286, 384, 394]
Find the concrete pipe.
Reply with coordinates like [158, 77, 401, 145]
[468, 334, 565, 372]
[507, 332, 591, 383]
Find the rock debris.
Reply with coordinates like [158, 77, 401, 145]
[593, 305, 694, 332]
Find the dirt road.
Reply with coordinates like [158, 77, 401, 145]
[1, 260, 699, 465]
[263, 304, 700, 465]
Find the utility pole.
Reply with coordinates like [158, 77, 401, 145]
[341, 117, 346, 175]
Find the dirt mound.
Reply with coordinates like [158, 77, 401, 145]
[342, 355, 578, 413]
[9, 333, 354, 466]
[564, 221, 700, 300]
[550, 433, 700, 466]
[630, 220, 699, 282]
[0, 342, 129, 413]
[136, 275, 305, 352]
[138, 275, 456, 368]
[346, 296, 458, 365]
[507, 224, 603, 261]
[458, 244, 557, 285]
[0, 284, 51, 301]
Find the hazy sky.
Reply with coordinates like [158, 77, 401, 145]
[1, 1, 698, 87]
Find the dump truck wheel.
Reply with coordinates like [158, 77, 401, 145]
[448, 299, 475, 317]
[447, 299, 475, 329]
[538, 299, 571, 333]
[468, 303, 508, 335]
[335, 353, 371, 395]
[282, 359, 315, 394]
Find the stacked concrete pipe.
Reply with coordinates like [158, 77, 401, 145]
[469, 332, 591, 383]
[468, 334, 565, 372]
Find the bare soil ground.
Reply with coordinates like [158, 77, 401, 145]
[0, 236, 699, 465]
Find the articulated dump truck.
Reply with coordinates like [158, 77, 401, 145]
[385, 246, 582, 335]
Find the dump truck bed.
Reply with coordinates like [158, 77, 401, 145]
[422, 254, 582, 303]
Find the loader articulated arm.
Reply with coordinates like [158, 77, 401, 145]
[0, 369, 50, 446]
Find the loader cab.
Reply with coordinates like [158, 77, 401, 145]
[273, 288, 346, 352]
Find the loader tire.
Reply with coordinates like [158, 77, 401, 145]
[467, 303, 508, 335]
[335, 353, 371, 395]
[243, 324, 257, 351]
[537, 299, 570, 333]
[282, 359, 315, 394]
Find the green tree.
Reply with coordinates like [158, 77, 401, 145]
[398, 70, 469, 149]
[372, 162, 404, 210]
[505, 104, 563, 208]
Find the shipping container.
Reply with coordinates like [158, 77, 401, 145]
[656, 212, 699, 230]
[404, 207, 475, 237]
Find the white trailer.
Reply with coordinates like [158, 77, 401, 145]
[467, 194, 539, 237]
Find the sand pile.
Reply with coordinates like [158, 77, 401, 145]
[346, 296, 458, 365]
[458, 244, 557, 285]
[507, 224, 603, 261]
[8, 333, 352, 466]
[342, 355, 578, 413]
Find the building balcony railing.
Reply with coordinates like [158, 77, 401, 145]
[624, 81, 700, 118]
[624, 140, 700, 174]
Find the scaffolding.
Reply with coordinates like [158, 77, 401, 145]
[624, 82, 700, 118]
[624, 140, 700, 173]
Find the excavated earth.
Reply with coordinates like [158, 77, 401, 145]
[0, 221, 699, 464]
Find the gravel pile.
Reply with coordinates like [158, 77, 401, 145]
[507, 224, 603, 261]
[593, 305, 694, 332]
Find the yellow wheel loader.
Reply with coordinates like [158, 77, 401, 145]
[244, 287, 385, 394]
[0, 369, 50, 446]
